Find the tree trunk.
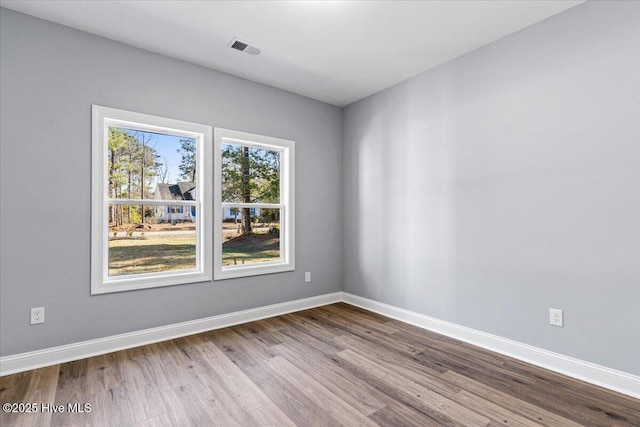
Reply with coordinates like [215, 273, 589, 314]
[242, 146, 252, 234]
[127, 150, 132, 224]
[109, 149, 116, 224]
[116, 187, 123, 226]
[141, 155, 145, 224]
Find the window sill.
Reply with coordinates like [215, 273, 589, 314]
[91, 270, 211, 295]
[214, 263, 294, 280]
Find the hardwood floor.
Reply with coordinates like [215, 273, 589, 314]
[1, 303, 638, 426]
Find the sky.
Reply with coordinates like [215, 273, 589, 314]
[130, 129, 187, 185]
[150, 132, 184, 184]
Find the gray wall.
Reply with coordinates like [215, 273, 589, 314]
[0, 8, 342, 356]
[343, 1, 640, 375]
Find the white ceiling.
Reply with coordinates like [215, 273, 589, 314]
[1, 0, 583, 107]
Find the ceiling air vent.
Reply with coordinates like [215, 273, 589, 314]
[228, 37, 261, 56]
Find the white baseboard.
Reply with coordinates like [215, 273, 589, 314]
[0, 292, 342, 377]
[341, 292, 640, 399]
[2, 290, 638, 399]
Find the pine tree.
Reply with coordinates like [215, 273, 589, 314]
[178, 138, 196, 182]
[221, 144, 280, 235]
[108, 128, 161, 225]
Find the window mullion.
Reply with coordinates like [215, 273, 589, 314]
[221, 202, 282, 209]
[107, 199, 198, 206]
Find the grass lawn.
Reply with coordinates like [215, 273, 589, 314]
[108, 230, 279, 276]
[222, 233, 280, 266]
[109, 234, 196, 276]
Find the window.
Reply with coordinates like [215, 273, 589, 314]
[91, 105, 212, 294]
[214, 128, 295, 279]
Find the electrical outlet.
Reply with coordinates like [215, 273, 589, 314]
[549, 308, 563, 327]
[305, 272, 311, 283]
[31, 307, 45, 325]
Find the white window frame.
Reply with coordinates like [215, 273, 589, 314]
[214, 128, 295, 280]
[91, 105, 213, 294]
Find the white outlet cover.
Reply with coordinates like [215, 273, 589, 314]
[549, 308, 563, 327]
[305, 272, 311, 283]
[31, 307, 45, 324]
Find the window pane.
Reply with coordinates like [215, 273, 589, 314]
[221, 143, 280, 203]
[222, 208, 280, 266]
[108, 204, 196, 277]
[108, 127, 197, 201]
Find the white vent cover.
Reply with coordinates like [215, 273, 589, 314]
[228, 37, 261, 56]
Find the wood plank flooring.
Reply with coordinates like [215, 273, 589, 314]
[1, 303, 638, 426]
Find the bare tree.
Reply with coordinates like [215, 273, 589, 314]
[158, 156, 171, 183]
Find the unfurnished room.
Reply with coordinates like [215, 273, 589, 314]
[0, 1, 639, 426]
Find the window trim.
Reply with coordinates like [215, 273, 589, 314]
[213, 128, 295, 280]
[91, 105, 213, 294]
